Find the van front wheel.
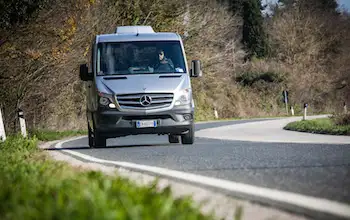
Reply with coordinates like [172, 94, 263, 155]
[88, 123, 94, 148]
[92, 131, 106, 148]
[181, 124, 195, 145]
[89, 119, 107, 148]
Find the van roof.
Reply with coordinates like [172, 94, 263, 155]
[96, 32, 181, 43]
[115, 26, 155, 34]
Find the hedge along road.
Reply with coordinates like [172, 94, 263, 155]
[50, 117, 350, 219]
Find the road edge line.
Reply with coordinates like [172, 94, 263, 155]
[54, 136, 350, 220]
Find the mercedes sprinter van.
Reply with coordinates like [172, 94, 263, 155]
[79, 26, 202, 148]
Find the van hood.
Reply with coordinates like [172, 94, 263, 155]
[96, 74, 188, 95]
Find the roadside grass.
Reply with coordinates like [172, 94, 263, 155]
[284, 118, 350, 136]
[0, 136, 215, 220]
[29, 129, 87, 141]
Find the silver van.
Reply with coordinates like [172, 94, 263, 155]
[79, 26, 202, 148]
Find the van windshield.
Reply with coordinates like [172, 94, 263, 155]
[97, 41, 187, 75]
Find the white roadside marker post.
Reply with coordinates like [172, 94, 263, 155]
[18, 109, 27, 138]
[344, 102, 347, 114]
[303, 103, 308, 121]
[290, 106, 295, 116]
[283, 90, 289, 115]
[214, 108, 219, 119]
[0, 106, 6, 142]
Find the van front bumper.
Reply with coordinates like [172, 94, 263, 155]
[93, 105, 194, 138]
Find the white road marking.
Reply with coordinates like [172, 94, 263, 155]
[55, 136, 350, 219]
[196, 116, 350, 144]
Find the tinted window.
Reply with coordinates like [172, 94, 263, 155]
[97, 41, 186, 75]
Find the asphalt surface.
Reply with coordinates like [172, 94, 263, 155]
[58, 119, 350, 204]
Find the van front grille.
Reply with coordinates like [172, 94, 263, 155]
[116, 93, 174, 110]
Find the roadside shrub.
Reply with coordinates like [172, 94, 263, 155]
[236, 71, 284, 87]
[0, 135, 38, 154]
[284, 118, 350, 136]
[29, 129, 87, 141]
[331, 113, 350, 126]
[0, 136, 214, 220]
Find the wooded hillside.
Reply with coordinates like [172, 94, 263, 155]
[0, 0, 349, 131]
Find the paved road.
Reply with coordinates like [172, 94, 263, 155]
[59, 119, 350, 204]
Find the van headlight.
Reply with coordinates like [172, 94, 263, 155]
[99, 97, 110, 106]
[174, 88, 192, 106]
[98, 92, 115, 108]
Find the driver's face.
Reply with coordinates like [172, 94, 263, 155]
[158, 51, 164, 61]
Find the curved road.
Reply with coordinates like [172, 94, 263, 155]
[58, 118, 350, 205]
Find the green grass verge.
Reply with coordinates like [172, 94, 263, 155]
[29, 129, 87, 141]
[0, 136, 215, 220]
[284, 118, 350, 135]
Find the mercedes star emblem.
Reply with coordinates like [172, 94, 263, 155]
[140, 95, 152, 106]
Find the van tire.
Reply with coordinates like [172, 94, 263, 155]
[88, 123, 94, 148]
[168, 134, 180, 143]
[94, 133, 107, 148]
[181, 124, 195, 145]
[89, 117, 107, 148]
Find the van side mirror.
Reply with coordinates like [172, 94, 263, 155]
[190, 60, 202, 77]
[79, 64, 93, 81]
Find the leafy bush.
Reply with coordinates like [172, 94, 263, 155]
[0, 136, 214, 220]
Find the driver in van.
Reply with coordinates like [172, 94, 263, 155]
[154, 49, 174, 72]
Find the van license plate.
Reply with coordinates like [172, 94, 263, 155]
[136, 120, 157, 128]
